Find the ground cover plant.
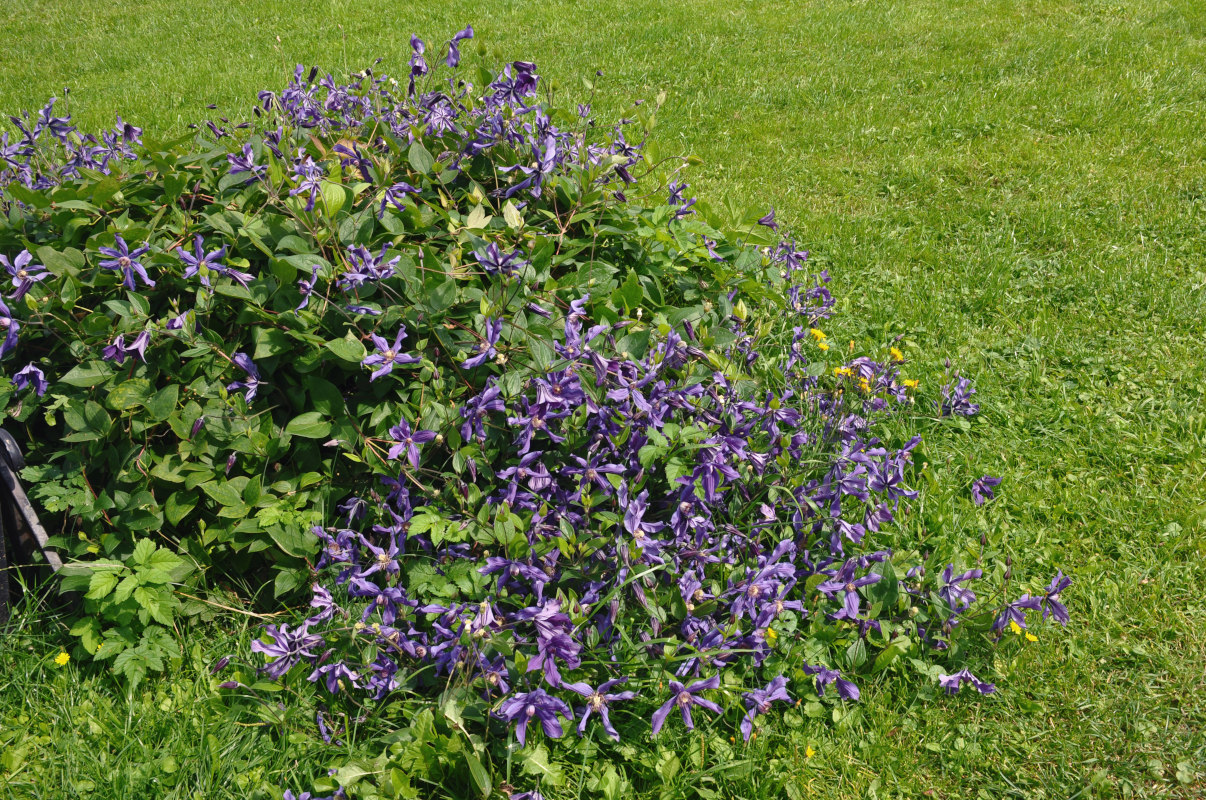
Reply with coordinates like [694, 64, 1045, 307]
[0, 30, 1075, 798]
[0, 1, 1201, 800]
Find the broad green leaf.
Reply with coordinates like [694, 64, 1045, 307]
[407, 141, 435, 175]
[324, 333, 367, 363]
[107, 378, 153, 411]
[284, 411, 330, 439]
[59, 361, 114, 387]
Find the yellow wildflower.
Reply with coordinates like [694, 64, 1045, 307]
[834, 367, 852, 378]
[54, 652, 70, 666]
[1009, 620, 1023, 635]
[765, 627, 778, 642]
[858, 378, 871, 393]
[903, 379, 919, 390]
[817, 342, 830, 351]
[1025, 632, 1038, 643]
[806, 745, 816, 758]
[809, 328, 826, 342]
[890, 347, 904, 362]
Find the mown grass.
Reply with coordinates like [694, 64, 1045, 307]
[2, 0, 1206, 797]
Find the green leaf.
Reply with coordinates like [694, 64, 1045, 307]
[85, 570, 119, 600]
[145, 384, 179, 422]
[502, 200, 524, 230]
[321, 181, 352, 217]
[284, 411, 330, 439]
[131, 538, 156, 566]
[36, 246, 85, 276]
[324, 333, 367, 363]
[465, 752, 491, 798]
[252, 327, 292, 358]
[273, 567, 305, 598]
[59, 361, 114, 387]
[268, 525, 318, 558]
[520, 744, 565, 786]
[407, 140, 435, 175]
[107, 378, 153, 411]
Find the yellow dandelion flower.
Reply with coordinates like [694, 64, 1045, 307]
[806, 745, 816, 758]
[1025, 632, 1038, 643]
[54, 652, 70, 666]
[903, 379, 919, 390]
[1009, 620, 1023, 635]
[809, 328, 826, 342]
[858, 378, 871, 393]
[765, 627, 778, 642]
[817, 342, 830, 351]
[890, 347, 904, 362]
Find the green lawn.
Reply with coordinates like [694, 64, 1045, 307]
[3, 0, 1206, 797]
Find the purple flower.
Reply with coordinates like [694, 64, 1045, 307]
[938, 668, 996, 696]
[166, 311, 190, 331]
[176, 235, 229, 290]
[445, 24, 474, 68]
[1042, 570, 1071, 626]
[11, 363, 47, 397]
[308, 662, 361, 694]
[386, 418, 436, 470]
[802, 664, 859, 700]
[461, 317, 502, 369]
[757, 208, 778, 231]
[740, 675, 791, 742]
[227, 352, 264, 403]
[128, 330, 151, 363]
[460, 379, 505, 442]
[473, 242, 528, 278]
[0, 298, 20, 358]
[98, 234, 154, 291]
[102, 334, 129, 364]
[227, 143, 266, 182]
[497, 688, 573, 746]
[938, 564, 982, 612]
[563, 678, 637, 741]
[971, 475, 1002, 506]
[296, 265, 318, 311]
[251, 622, 323, 680]
[651, 675, 724, 735]
[939, 373, 980, 416]
[362, 327, 421, 380]
[2, 251, 49, 301]
[378, 182, 419, 218]
[289, 154, 325, 212]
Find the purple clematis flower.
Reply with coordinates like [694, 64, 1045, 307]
[757, 208, 778, 231]
[378, 181, 419, 218]
[308, 661, 361, 694]
[971, 475, 1002, 506]
[227, 143, 266, 182]
[938, 668, 996, 695]
[473, 242, 528, 278]
[497, 688, 573, 746]
[362, 327, 421, 380]
[97, 234, 154, 290]
[0, 298, 20, 358]
[176, 235, 229, 290]
[461, 317, 502, 369]
[11, 363, 47, 397]
[740, 675, 791, 742]
[802, 664, 860, 700]
[102, 334, 129, 364]
[563, 678, 637, 740]
[386, 418, 436, 470]
[296, 265, 318, 311]
[445, 24, 474, 68]
[227, 352, 264, 403]
[2, 251, 48, 301]
[651, 675, 724, 735]
[251, 622, 324, 680]
[1042, 570, 1071, 626]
